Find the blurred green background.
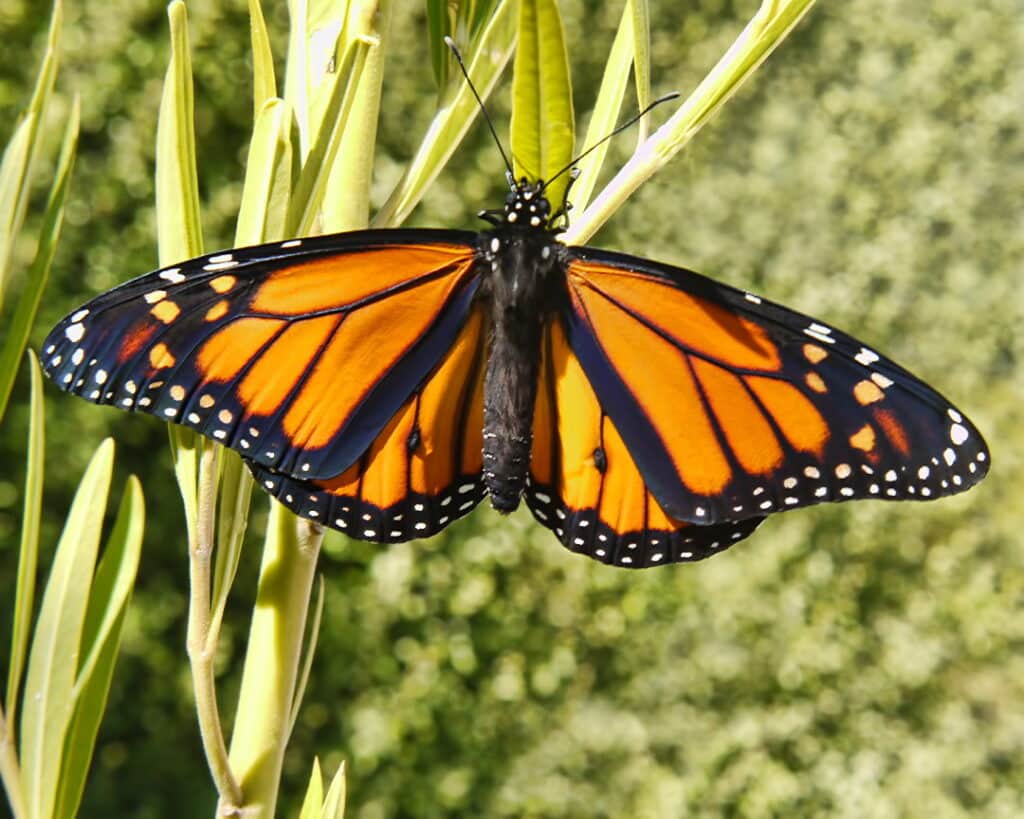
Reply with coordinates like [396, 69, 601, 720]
[1, 0, 1021, 817]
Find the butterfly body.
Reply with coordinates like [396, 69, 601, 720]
[41, 176, 989, 567]
[478, 181, 566, 512]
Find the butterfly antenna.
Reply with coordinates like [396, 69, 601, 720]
[540, 92, 681, 194]
[444, 36, 515, 184]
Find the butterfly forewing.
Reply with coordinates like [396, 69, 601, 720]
[42, 230, 481, 481]
[249, 306, 488, 542]
[561, 248, 990, 525]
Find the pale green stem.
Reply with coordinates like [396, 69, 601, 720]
[219, 504, 323, 818]
[0, 709, 27, 819]
[561, 0, 817, 245]
[186, 443, 242, 808]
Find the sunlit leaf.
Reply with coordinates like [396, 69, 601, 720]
[511, 0, 574, 206]
[297, 757, 324, 819]
[569, 5, 633, 214]
[0, 0, 60, 312]
[19, 440, 114, 819]
[0, 96, 79, 423]
[249, 0, 278, 116]
[629, 0, 651, 143]
[5, 351, 45, 726]
[54, 477, 144, 819]
[373, 1, 516, 227]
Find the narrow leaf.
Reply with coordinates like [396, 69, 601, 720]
[5, 351, 45, 727]
[236, 98, 295, 245]
[285, 36, 374, 237]
[0, 96, 79, 423]
[322, 2, 392, 233]
[372, 1, 516, 227]
[0, 0, 61, 310]
[288, 575, 325, 735]
[426, 0, 451, 89]
[249, 0, 278, 117]
[511, 0, 575, 207]
[563, 0, 819, 245]
[297, 757, 324, 819]
[629, 0, 651, 143]
[19, 439, 114, 819]
[54, 477, 144, 819]
[570, 5, 633, 213]
[156, 0, 203, 267]
[322, 760, 347, 819]
[209, 451, 252, 639]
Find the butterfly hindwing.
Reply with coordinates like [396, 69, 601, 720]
[42, 229, 482, 481]
[249, 307, 488, 543]
[527, 318, 764, 568]
[562, 247, 990, 525]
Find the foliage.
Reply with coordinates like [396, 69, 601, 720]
[0, 0, 1021, 817]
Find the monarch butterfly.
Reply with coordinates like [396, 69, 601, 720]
[41, 73, 989, 571]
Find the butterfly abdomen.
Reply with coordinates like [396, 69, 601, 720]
[480, 229, 561, 512]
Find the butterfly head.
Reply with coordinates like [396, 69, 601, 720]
[503, 178, 554, 229]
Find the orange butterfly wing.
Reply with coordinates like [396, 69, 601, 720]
[527, 319, 764, 567]
[560, 248, 990, 525]
[42, 230, 481, 481]
[250, 308, 487, 542]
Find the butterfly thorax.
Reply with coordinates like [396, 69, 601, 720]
[478, 181, 565, 512]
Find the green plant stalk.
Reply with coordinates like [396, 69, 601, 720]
[222, 504, 322, 818]
[561, 0, 817, 245]
[185, 445, 242, 808]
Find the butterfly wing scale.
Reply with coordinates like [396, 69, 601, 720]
[562, 248, 990, 525]
[42, 229, 481, 481]
[526, 318, 764, 568]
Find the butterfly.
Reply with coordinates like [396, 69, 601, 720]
[40, 155, 990, 569]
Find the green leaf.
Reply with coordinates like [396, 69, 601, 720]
[0, 0, 60, 312]
[209, 450, 251, 639]
[570, 5, 633, 214]
[372, 1, 516, 228]
[236, 98, 295, 245]
[426, 0, 451, 89]
[288, 576, 325, 736]
[321, 760, 347, 819]
[249, 0, 278, 117]
[0, 96, 79, 424]
[297, 757, 324, 819]
[19, 439, 114, 819]
[511, 0, 574, 206]
[562, 0, 819, 245]
[5, 351, 45, 728]
[629, 0, 651, 143]
[284, 0, 354, 159]
[322, 2, 393, 233]
[285, 36, 375, 236]
[54, 476, 144, 819]
[156, 0, 203, 267]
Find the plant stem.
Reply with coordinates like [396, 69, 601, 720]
[219, 503, 323, 818]
[186, 443, 243, 809]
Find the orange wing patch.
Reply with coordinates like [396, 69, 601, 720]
[251, 309, 487, 542]
[526, 320, 763, 568]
